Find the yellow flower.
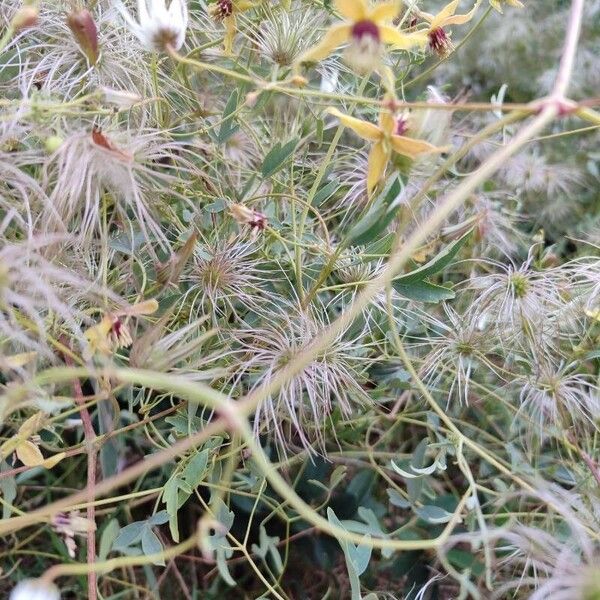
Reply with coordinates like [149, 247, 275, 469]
[327, 103, 448, 194]
[420, 0, 480, 56]
[489, 0, 523, 13]
[210, 0, 257, 54]
[296, 0, 427, 75]
[84, 299, 158, 356]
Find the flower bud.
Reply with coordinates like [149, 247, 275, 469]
[245, 91, 260, 108]
[11, 6, 38, 31]
[45, 135, 63, 154]
[67, 9, 99, 65]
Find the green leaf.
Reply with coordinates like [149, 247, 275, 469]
[327, 508, 372, 600]
[141, 526, 165, 566]
[414, 505, 454, 524]
[394, 230, 471, 285]
[148, 510, 169, 526]
[99, 518, 120, 560]
[330, 465, 348, 488]
[0, 461, 16, 520]
[163, 476, 182, 542]
[217, 89, 239, 144]
[386, 488, 411, 509]
[313, 179, 339, 206]
[113, 521, 146, 549]
[261, 138, 299, 178]
[181, 449, 209, 489]
[447, 548, 485, 577]
[360, 233, 395, 261]
[348, 177, 402, 246]
[216, 546, 236, 586]
[251, 525, 283, 574]
[393, 280, 455, 303]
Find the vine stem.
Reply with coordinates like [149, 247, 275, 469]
[1, 0, 588, 581]
[63, 350, 98, 600]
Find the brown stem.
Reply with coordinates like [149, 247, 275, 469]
[64, 352, 98, 600]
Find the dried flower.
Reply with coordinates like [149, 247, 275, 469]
[230, 203, 267, 234]
[84, 299, 158, 356]
[51, 512, 96, 558]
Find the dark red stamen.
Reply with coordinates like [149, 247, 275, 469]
[428, 27, 450, 55]
[111, 318, 123, 337]
[214, 0, 233, 19]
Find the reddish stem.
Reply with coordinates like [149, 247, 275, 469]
[64, 352, 98, 600]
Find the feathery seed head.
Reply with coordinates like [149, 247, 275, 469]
[230, 299, 372, 454]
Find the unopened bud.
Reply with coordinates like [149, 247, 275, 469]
[290, 74, 308, 88]
[67, 9, 99, 65]
[100, 86, 142, 108]
[45, 135, 63, 154]
[245, 91, 259, 108]
[11, 6, 38, 31]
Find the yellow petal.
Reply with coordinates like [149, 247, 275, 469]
[368, 1, 400, 22]
[367, 141, 390, 193]
[431, 0, 460, 28]
[16, 440, 45, 466]
[235, 0, 255, 10]
[390, 135, 447, 158]
[327, 108, 382, 141]
[224, 14, 236, 55]
[41, 451, 66, 469]
[441, 1, 480, 26]
[18, 411, 46, 438]
[378, 107, 396, 135]
[123, 299, 159, 317]
[334, 0, 368, 21]
[297, 24, 351, 64]
[2, 351, 37, 369]
[84, 315, 114, 354]
[379, 26, 429, 49]
[585, 308, 600, 322]
[378, 65, 396, 96]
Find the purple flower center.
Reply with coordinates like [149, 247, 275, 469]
[351, 20, 380, 42]
[395, 117, 409, 136]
